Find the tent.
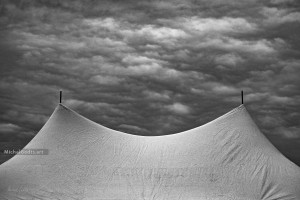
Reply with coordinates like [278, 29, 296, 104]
[0, 104, 299, 200]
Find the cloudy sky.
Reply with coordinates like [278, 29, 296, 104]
[0, 0, 299, 165]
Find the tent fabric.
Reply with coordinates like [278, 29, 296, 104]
[0, 104, 299, 200]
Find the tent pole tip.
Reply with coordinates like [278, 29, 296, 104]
[241, 90, 244, 105]
[59, 90, 62, 104]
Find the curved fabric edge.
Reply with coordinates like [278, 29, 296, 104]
[56, 103, 247, 137]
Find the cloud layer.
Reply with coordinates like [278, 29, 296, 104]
[0, 0, 299, 165]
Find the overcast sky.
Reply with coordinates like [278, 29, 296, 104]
[0, 0, 299, 165]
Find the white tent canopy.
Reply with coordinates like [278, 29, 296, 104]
[0, 104, 299, 200]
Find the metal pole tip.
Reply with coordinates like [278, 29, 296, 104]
[59, 90, 62, 103]
[241, 90, 244, 104]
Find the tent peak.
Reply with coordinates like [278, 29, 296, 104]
[57, 103, 70, 110]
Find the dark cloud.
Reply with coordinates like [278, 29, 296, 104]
[0, 0, 299, 166]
